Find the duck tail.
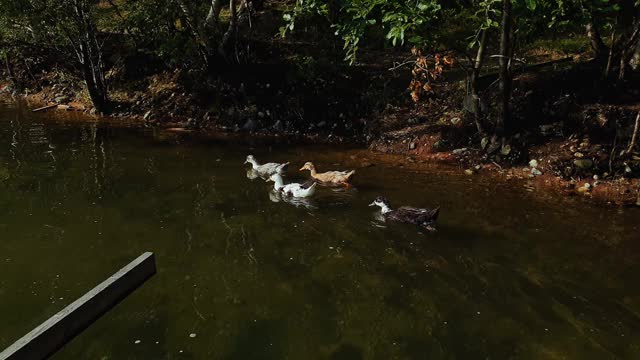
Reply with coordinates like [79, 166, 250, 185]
[277, 162, 290, 174]
[430, 207, 440, 221]
[346, 170, 356, 180]
[305, 182, 317, 196]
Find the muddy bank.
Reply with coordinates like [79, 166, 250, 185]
[369, 115, 640, 206]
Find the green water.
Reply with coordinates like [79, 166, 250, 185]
[1, 100, 639, 359]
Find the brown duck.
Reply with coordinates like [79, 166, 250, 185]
[299, 162, 356, 185]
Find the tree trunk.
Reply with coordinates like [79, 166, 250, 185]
[219, 0, 239, 59]
[205, 0, 224, 29]
[497, 0, 512, 138]
[604, 29, 616, 79]
[176, 0, 212, 67]
[470, 29, 488, 136]
[586, 21, 607, 62]
[4, 52, 21, 92]
[72, 0, 109, 113]
[619, 21, 640, 81]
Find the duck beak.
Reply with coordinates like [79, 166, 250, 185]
[368, 202, 376, 207]
[299, 166, 305, 171]
[244, 160, 248, 164]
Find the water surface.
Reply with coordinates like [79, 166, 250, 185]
[1, 100, 639, 359]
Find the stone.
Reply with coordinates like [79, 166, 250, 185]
[573, 159, 593, 169]
[243, 119, 258, 131]
[577, 183, 591, 194]
[407, 117, 419, 125]
[258, 111, 265, 118]
[272, 120, 284, 131]
[433, 140, 445, 150]
[529, 159, 539, 168]
[452, 148, 468, 155]
[487, 139, 501, 154]
[450, 117, 462, 125]
[501, 144, 512, 156]
[531, 168, 543, 176]
[574, 152, 584, 158]
[464, 169, 474, 176]
[481, 137, 489, 150]
[409, 142, 417, 150]
[54, 96, 69, 104]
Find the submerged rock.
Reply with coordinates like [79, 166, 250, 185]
[529, 159, 539, 168]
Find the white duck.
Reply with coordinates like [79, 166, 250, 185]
[244, 155, 289, 177]
[268, 173, 317, 198]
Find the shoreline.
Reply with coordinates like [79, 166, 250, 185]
[2, 90, 639, 208]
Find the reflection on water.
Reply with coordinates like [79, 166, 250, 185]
[268, 190, 318, 210]
[1, 100, 640, 359]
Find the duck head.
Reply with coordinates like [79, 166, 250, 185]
[299, 162, 316, 172]
[369, 196, 392, 214]
[244, 155, 257, 165]
[267, 173, 285, 191]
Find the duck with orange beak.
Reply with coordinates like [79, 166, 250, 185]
[299, 162, 356, 185]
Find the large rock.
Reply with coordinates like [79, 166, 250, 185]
[573, 159, 593, 169]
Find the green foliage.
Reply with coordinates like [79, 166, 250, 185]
[282, 0, 442, 64]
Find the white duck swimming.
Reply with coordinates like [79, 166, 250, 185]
[268, 173, 317, 198]
[244, 155, 289, 177]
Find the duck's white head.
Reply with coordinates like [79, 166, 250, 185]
[244, 155, 258, 166]
[369, 196, 392, 214]
[267, 173, 285, 190]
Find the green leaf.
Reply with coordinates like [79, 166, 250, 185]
[525, 0, 537, 11]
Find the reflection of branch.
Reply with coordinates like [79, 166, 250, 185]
[185, 228, 192, 253]
[193, 290, 206, 320]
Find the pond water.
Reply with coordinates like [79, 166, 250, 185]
[1, 99, 639, 359]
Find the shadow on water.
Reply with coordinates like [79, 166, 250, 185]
[0, 100, 639, 359]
